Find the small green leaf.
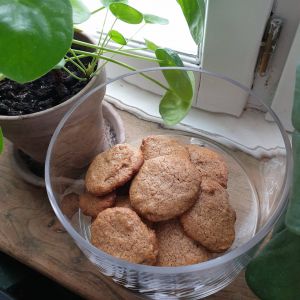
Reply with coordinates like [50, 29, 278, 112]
[108, 30, 127, 45]
[0, 127, 3, 154]
[53, 58, 66, 70]
[0, 73, 5, 81]
[144, 14, 169, 25]
[0, 0, 73, 83]
[70, 0, 91, 24]
[109, 3, 143, 24]
[101, 0, 128, 7]
[144, 39, 159, 51]
[159, 90, 189, 125]
[177, 0, 205, 44]
[155, 48, 193, 102]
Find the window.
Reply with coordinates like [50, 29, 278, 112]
[80, 0, 299, 130]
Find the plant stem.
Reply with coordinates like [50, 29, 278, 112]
[72, 40, 160, 62]
[102, 18, 117, 49]
[64, 56, 87, 76]
[63, 67, 87, 81]
[81, 53, 169, 91]
[91, 6, 105, 14]
[69, 49, 87, 71]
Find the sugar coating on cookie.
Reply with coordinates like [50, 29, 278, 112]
[186, 144, 228, 188]
[130, 155, 201, 222]
[156, 219, 211, 267]
[141, 135, 190, 160]
[79, 192, 116, 218]
[91, 207, 158, 264]
[180, 179, 236, 252]
[85, 144, 144, 196]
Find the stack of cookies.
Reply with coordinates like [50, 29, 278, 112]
[79, 135, 236, 267]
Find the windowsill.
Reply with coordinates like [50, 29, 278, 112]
[105, 79, 287, 159]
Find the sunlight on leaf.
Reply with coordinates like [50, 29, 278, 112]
[155, 48, 193, 101]
[109, 3, 143, 24]
[144, 39, 159, 51]
[108, 30, 127, 45]
[177, 0, 205, 44]
[70, 0, 91, 24]
[144, 14, 169, 25]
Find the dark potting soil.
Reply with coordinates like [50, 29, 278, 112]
[0, 57, 92, 116]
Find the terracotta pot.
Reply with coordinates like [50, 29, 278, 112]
[0, 33, 106, 163]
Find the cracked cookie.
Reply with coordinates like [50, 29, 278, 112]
[130, 155, 201, 222]
[91, 207, 158, 264]
[79, 192, 116, 218]
[186, 144, 228, 188]
[141, 135, 189, 160]
[155, 219, 211, 266]
[180, 179, 236, 252]
[85, 144, 144, 196]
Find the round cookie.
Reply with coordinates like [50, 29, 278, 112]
[186, 144, 228, 188]
[91, 207, 158, 264]
[79, 192, 116, 218]
[141, 135, 189, 160]
[180, 179, 236, 252]
[155, 219, 211, 267]
[130, 155, 201, 222]
[85, 144, 144, 196]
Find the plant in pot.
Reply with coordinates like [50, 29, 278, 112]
[0, 0, 204, 184]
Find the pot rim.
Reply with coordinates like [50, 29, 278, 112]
[0, 33, 101, 121]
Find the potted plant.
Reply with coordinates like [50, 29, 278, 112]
[0, 0, 204, 183]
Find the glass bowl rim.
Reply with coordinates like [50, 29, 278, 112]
[45, 66, 292, 274]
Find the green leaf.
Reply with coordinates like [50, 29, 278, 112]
[177, 0, 205, 44]
[159, 90, 189, 125]
[155, 48, 193, 102]
[0, 0, 73, 83]
[143, 14, 169, 25]
[144, 39, 159, 51]
[0, 127, 3, 154]
[70, 0, 91, 24]
[109, 3, 143, 24]
[246, 228, 300, 300]
[0, 73, 5, 81]
[292, 64, 300, 131]
[53, 58, 66, 70]
[100, 0, 127, 7]
[108, 30, 127, 45]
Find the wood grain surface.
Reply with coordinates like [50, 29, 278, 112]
[0, 110, 258, 300]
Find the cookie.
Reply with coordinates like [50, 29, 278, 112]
[155, 219, 211, 267]
[186, 145, 228, 188]
[85, 144, 144, 196]
[91, 207, 158, 264]
[130, 155, 201, 222]
[61, 193, 79, 219]
[79, 192, 116, 218]
[180, 179, 236, 252]
[141, 135, 189, 160]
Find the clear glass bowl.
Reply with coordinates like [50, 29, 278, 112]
[45, 67, 292, 299]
